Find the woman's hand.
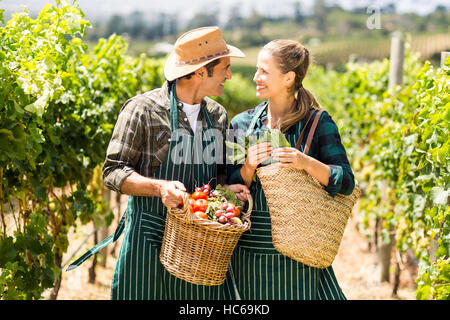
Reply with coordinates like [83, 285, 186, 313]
[272, 147, 331, 187]
[271, 147, 310, 170]
[244, 142, 272, 171]
[240, 142, 272, 188]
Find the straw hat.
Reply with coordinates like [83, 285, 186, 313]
[164, 26, 245, 81]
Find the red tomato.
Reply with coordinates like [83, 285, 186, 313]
[192, 191, 208, 201]
[234, 207, 240, 217]
[194, 211, 207, 219]
[193, 199, 208, 212]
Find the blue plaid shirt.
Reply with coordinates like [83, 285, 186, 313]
[226, 102, 355, 197]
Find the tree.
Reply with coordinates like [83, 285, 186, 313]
[313, 0, 328, 34]
[241, 9, 265, 31]
[105, 14, 127, 37]
[129, 11, 145, 39]
[293, 1, 305, 24]
[225, 5, 243, 30]
[186, 10, 219, 30]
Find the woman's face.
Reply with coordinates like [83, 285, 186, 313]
[253, 49, 292, 99]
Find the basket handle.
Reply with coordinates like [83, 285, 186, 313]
[180, 192, 194, 223]
[241, 194, 253, 227]
[294, 109, 324, 155]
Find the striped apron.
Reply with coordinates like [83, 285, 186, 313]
[68, 83, 237, 300]
[229, 106, 347, 300]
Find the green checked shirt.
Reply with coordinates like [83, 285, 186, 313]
[103, 81, 229, 193]
[227, 101, 355, 197]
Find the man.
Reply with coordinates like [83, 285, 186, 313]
[67, 26, 249, 300]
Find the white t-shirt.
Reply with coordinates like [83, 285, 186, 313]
[181, 101, 201, 134]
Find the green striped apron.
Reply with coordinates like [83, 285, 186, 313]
[230, 105, 347, 300]
[68, 83, 237, 300]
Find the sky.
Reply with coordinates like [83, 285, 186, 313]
[2, 0, 449, 22]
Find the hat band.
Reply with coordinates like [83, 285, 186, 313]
[175, 48, 230, 66]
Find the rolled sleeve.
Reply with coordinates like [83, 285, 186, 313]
[317, 112, 355, 197]
[102, 99, 147, 193]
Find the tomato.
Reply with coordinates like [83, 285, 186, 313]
[234, 207, 240, 217]
[194, 211, 207, 219]
[193, 199, 208, 212]
[192, 191, 208, 201]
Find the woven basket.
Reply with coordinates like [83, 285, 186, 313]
[257, 164, 361, 268]
[160, 193, 253, 286]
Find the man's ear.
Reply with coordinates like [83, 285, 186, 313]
[195, 67, 207, 79]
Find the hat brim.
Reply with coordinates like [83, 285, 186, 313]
[164, 44, 245, 82]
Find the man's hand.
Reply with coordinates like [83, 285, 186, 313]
[159, 180, 186, 208]
[223, 184, 250, 204]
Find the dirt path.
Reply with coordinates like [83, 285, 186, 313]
[44, 198, 417, 300]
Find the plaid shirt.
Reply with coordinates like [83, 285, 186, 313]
[103, 81, 228, 193]
[227, 102, 355, 197]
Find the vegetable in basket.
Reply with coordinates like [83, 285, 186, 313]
[181, 182, 244, 225]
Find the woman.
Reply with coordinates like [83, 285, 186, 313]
[226, 39, 355, 300]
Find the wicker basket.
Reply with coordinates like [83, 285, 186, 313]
[257, 164, 361, 268]
[160, 193, 253, 286]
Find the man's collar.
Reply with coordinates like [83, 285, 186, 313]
[162, 81, 208, 110]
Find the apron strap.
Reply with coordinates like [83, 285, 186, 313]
[203, 107, 214, 130]
[66, 210, 127, 271]
[245, 102, 268, 136]
[169, 81, 179, 132]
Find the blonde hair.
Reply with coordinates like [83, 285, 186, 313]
[262, 39, 321, 133]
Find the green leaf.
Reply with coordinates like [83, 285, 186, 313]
[24, 94, 48, 117]
[416, 284, 431, 300]
[430, 187, 449, 206]
[0, 237, 18, 266]
[268, 129, 291, 149]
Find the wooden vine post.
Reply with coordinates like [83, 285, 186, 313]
[378, 31, 405, 284]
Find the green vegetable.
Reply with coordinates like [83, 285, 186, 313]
[225, 129, 290, 166]
[214, 184, 240, 208]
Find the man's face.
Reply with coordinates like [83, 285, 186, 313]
[201, 57, 232, 97]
